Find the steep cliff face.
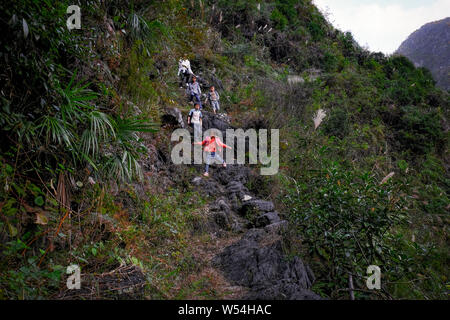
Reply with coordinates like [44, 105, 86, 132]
[396, 17, 450, 90]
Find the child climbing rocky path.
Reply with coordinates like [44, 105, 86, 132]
[184, 110, 321, 300]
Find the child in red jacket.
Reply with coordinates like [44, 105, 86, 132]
[194, 135, 231, 176]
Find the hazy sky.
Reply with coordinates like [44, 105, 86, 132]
[313, 0, 450, 54]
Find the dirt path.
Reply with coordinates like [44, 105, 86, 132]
[179, 110, 320, 300]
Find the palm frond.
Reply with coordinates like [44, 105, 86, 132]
[37, 116, 74, 147]
[57, 71, 98, 122]
[115, 117, 158, 133]
[1, 100, 38, 146]
[80, 111, 115, 158]
[127, 12, 151, 41]
[122, 150, 143, 181]
[90, 111, 115, 140]
[115, 117, 158, 143]
[102, 150, 143, 183]
[78, 150, 99, 172]
[80, 129, 98, 158]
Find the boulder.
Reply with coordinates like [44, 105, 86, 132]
[254, 211, 281, 228]
[239, 199, 275, 216]
[191, 176, 202, 186]
[213, 211, 231, 229]
[216, 165, 250, 185]
[202, 112, 232, 132]
[163, 107, 185, 128]
[213, 229, 320, 300]
[264, 220, 289, 234]
[226, 181, 250, 201]
[191, 175, 225, 197]
[210, 198, 232, 214]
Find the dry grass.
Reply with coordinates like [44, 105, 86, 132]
[182, 233, 247, 299]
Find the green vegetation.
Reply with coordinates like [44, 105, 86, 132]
[0, 0, 448, 300]
[282, 160, 406, 298]
[207, 0, 448, 299]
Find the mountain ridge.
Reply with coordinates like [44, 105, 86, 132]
[396, 17, 450, 90]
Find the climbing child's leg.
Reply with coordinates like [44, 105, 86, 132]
[204, 152, 213, 175]
[194, 94, 203, 109]
[193, 123, 202, 142]
[214, 152, 224, 164]
[214, 152, 226, 167]
[213, 100, 220, 113]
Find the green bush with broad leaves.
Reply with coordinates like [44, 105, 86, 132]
[282, 160, 408, 298]
[270, 8, 288, 31]
[322, 107, 350, 139]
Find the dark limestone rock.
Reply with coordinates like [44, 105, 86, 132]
[225, 181, 250, 210]
[230, 221, 245, 233]
[163, 107, 185, 128]
[191, 175, 225, 197]
[226, 181, 248, 195]
[213, 198, 232, 213]
[239, 199, 275, 216]
[264, 220, 289, 234]
[213, 228, 320, 300]
[215, 165, 250, 186]
[209, 197, 246, 232]
[213, 211, 231, 229]
[202, 111, 232, 132]
[254, 211, 281, 228]
[191, 176, 202, 186]
[227, 193, 241, 212]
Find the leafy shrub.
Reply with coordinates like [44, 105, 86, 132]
[338, 31, 359, 57]
[216, 0, 261, 37]
[308, 13, 326, 41]
[283, 161, 406, 298]
[383, 56, 436, 105]
[322, 107, 350, 139]
[321, 51, 339, 72]
[275, 0, 299, 22]
[0, 1, 159, 183]
[391, 106, 444, 155]
[270, 8, 288, 31]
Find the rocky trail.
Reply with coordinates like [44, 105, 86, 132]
[169, 106, 321, 300]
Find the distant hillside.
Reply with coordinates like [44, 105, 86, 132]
[396, 17, 450, 91]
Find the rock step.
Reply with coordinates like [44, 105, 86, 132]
[254, 211, 281, 228]
[212, 228, 321, 300]
[239, 199, 275, 215]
